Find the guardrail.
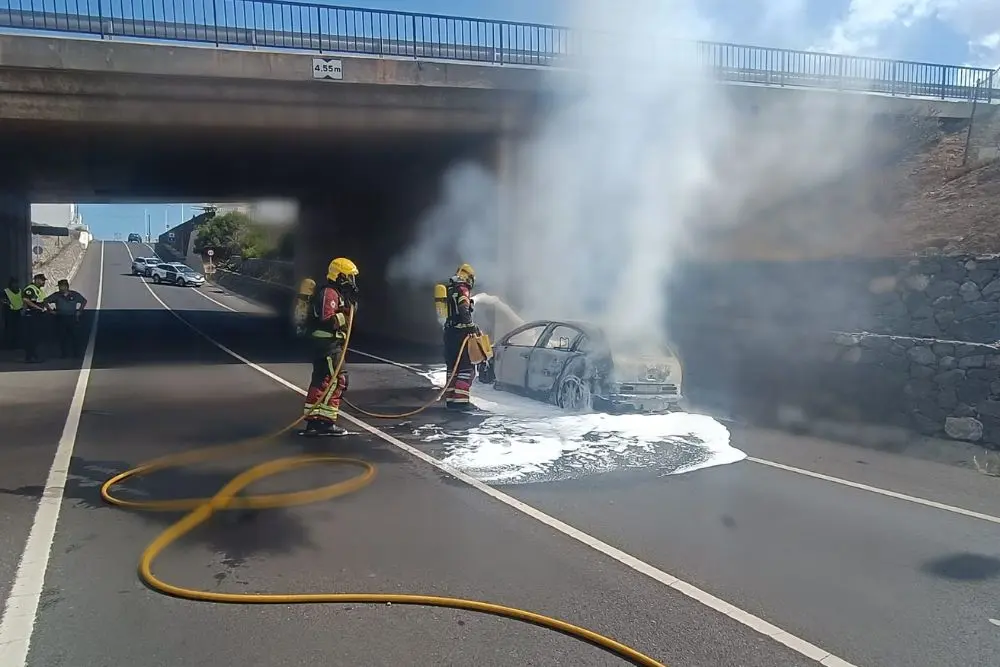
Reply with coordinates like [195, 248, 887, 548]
[0, 0, 994, 102]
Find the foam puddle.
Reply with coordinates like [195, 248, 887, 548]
[419, 368, 746, 484]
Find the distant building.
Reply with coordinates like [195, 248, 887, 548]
[31, 203, 83, 228]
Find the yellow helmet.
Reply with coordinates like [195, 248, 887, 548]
[297, 277, 316, 297]
[327, 257, 359, 283]
[455, 263, 475, 287]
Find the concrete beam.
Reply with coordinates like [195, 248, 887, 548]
[0, 34, 965, 120]
[722, 82, 973, 119]
[0, 90, 508, 131]
[0, 34, 549, 91]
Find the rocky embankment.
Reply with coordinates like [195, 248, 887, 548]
[32, 233, 88, 284]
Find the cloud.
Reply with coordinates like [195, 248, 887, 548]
[807, 0, 1000, 67]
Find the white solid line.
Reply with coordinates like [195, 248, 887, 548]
[989, 618, 1000, 627]
[150, 243, 1000, 527]
[747, 457, 1000, 524]
[189, 286, 237, 312]
[125, 242, 856, 667]
[190, 277, 438, 376]
[0, 241, 105, 666]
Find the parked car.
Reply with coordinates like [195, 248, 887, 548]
[127, 233, 142, 243]
[131, 257, 159, 276]
[491, 319, 684, 413]
[150, 262, 205, 287]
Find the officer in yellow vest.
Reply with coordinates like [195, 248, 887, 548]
[20, 273, 49, 363]
[2, 277, 22, 349]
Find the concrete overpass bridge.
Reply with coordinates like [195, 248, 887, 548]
[0, 1, 996, 340]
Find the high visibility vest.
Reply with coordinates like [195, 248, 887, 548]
[3, 287, 22, 311]
[21, 284, 43, 314]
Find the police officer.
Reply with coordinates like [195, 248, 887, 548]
[1, 277, 22, 349]
[44, 279, 88, 358]
[442, 263, 478, 411]
[20, 273, 48, 363]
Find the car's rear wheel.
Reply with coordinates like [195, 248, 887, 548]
[557, 374, 592, 412]
[152, 274, 161, 284]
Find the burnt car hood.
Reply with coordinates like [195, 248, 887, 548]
[608, 346, 683, 385]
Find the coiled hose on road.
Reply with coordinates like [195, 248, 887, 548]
[100, 307, 665, 667]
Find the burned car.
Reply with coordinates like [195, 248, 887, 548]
[490, 319, 684, 413]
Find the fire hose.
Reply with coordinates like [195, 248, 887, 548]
[99, 306, 666, 667]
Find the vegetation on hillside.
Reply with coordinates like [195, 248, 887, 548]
[193, 211, 295, 260]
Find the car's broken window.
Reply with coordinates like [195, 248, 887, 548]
[508, 325, 546, 347]
[543, 325, 581, 350]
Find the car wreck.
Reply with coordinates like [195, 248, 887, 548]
[490, 319, 684, 413]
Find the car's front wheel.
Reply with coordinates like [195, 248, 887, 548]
[557, 373, 592, 412]
[176, 278, 186, 287]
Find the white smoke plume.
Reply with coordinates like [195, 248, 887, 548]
[387, 0, 922, 343]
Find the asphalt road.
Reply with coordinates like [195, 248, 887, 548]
[2, 240, 999, 667]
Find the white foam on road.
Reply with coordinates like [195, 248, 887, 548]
[421, 368, 745, 484]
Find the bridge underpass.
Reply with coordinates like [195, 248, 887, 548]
[0, 32, 545, 341]
[0, 121, 509, 342]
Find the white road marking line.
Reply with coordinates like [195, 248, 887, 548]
[0, 241, 105, 666]
[747, 457, 1000, 525]
[139, 242, 1000, 527]
[189, 277, 438, 376]
[247, 312, 1000, 526]
[189, 287, 237, 312]
[989, 618, 1000, 627]
[125, 242, 855, 667]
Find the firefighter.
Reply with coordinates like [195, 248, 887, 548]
[300, 257, 359, 437]
[442, 263, 478, 412]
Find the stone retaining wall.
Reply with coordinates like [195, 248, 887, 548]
[32, 236, 85, 285]
[672, 323, 1000, 450]
[668, 254, 1000, 344]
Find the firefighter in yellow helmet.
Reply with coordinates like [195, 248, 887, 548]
[442, 263, 478, 411]
[300, 257, 359, 437]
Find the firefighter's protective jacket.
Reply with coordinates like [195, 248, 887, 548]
[445, 279, 476, 331]
[308, 282, 350, 340]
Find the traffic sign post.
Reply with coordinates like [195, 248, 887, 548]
[207, 249, 214, 257]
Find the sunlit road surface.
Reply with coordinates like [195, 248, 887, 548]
[0, 241, 997, 667]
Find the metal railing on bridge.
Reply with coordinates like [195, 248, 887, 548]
[0, 0, 995, 103]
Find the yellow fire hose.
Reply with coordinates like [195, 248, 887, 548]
[341, 327, 470, 419]
[100, 307, 665, 667]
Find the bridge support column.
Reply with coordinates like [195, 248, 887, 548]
[296, 168, 445, 348]
[0, 194, 31, 286]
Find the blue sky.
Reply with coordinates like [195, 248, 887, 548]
[71, 0, 1000, 239]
